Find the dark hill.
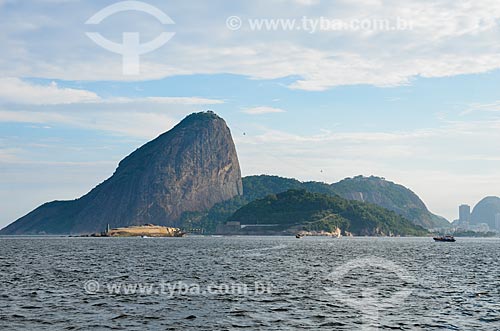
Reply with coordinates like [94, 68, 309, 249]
[331, 176, 450, 229]
[1, 112, 243, 235]
[182, 175, 449, 232]
[471, 196, 500, 229]
[228, 189, 428, 236]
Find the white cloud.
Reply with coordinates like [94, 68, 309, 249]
[292, 0, 320, 5]
[0, 78, 224, 106]
[119, 97, 224, 105]
[1, 0, 500, 89]
[0, 77, 223, 139]
[0, 78, 224, 139]
[461, 101, 500, 115]
[0, 110, 179, 138]
[242, 106, 286, 115]
[0, 78, 100, 105]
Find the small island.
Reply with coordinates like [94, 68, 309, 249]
[84, 224, 185, 237]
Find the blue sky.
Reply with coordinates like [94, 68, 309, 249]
[1, 0, 500, 228]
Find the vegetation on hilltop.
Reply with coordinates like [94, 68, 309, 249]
[227, 189, 428, 236]
[180, 175, 449, 233]
[332, 176, 450, 229]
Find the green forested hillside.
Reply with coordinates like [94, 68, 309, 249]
[180, 175, 449, 232]
[331, 176, 450, 229]
[227, 189, 428, 236]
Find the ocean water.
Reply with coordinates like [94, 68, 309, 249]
[0, 236, 498, 330]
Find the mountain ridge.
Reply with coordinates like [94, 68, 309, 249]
[331, 175, 449, 229]
[227, 189, 428, 236]
[1, 111, 243, 235]
[1, 112, 449, 235]
[181, 174, 450, 232]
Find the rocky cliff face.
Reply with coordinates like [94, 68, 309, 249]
[331, 176, 450, 229]
[1, 111, 243, 235]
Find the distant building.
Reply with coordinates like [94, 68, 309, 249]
[496, 213, 500, 231]
[458, 204, 471, 229]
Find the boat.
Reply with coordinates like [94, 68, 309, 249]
[433, 235, 456, 242]
[295, 233, 305, 239]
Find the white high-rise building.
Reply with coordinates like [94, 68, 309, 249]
[459, 204, 471, 228]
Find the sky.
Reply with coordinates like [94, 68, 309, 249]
[1, 0, 500, 228]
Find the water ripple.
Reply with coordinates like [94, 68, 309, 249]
[0, 236, 498, 330]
